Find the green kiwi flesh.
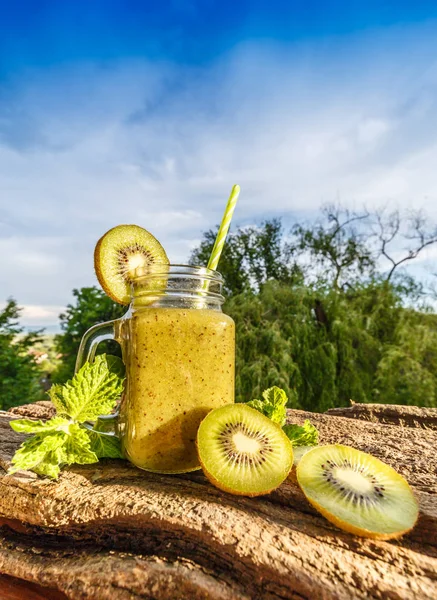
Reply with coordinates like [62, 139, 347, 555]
[94, 224, 169, 304]
[297, 444, 419, 539]
[197, 404, 294, 496]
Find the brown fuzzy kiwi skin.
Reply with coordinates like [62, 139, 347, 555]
[296, 451, 419, 540]
[196, 440, 293, 498]
[94, 231, 126, 304]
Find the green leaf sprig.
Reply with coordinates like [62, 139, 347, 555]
[9, 355, 125, 479]
[247, 386, 319, 446]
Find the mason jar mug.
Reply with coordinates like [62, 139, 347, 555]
[75, 265, 235, 473]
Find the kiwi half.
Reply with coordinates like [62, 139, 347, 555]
[94, 225, 169, 304]
[197, 404, 294, 497]
[297, 444, 419, 539]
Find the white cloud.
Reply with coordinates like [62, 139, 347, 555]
[2, 23, 437, 328]
[21, 304, 64, 323]
[357, 118, 391, 144]
[0, 237, 62, 273]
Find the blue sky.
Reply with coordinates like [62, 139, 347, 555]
[1, 1, 437, 330]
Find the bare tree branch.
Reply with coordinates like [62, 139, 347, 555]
[323, 204, 370, 241]
[292, 204, 374, 289]
[374, 208, 437, 281]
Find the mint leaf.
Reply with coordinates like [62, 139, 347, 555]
[50, 354, 124, 422]
[261, 387, 288, 425]
[246, 386, 320, 447]
[247, 386, 288, 426]
[9, 354, 125, 480]
[87, 430, 123, 459]
[59, 424, 98, 465]
[246, 398, 266, 413]
[49, 383, 69, 415]
[33, 457, 62, 479]
[10, 416, 70, 434]
[9, 423, 99, 479]
[9, 430, 67, 474]
[106, 355, 126, 378]
[283, 420, 319, 446]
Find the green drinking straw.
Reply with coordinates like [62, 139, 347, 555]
[207, 184, 241, 271]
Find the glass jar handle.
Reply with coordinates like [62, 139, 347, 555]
[75, 320, 118, 373]
[75, 320, 121, 437]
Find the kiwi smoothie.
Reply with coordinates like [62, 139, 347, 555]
[118, 307, 235, 472]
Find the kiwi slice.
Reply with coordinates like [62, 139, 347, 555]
[197, 404, 294, 497]
[297, 444, 419, 539]
[94, 224, 169, 304]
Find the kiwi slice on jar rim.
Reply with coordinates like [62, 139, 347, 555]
[197, 404, 294, 497]
[296, 444, 419, 539]
[94, 225, 169, 305]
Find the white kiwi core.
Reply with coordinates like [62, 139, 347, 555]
[127, 252, 148, 276]
[232, 431, 261, 454]
[334, 468, 373, 494]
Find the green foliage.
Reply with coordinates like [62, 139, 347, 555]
[49, 354, 125, 420]
[9, 354, 124, 479]
[373, 309, 437, 407]
[0, 299, 43, 410]
[31, 336, 61, 374]
[226, 279, 437, 410]
[53, 287, 126, 383]
[292, 205, 375, 289]
[247, 386, 319, 443]
[190, 219, 302, 296]
[247, 386, 289, 426]
[282, 420, 319, 446]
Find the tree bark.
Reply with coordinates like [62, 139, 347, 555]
[0, 404, 436, 599]
[325, 402, 437, 430]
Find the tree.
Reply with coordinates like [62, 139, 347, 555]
[0, 299, 43, 410]
[291, 204, 374, 290]
[374, 208, 437, 282]
[53, 287, 126, 383]
[226, 280, 437, 410]
[190, 219, 302, 296]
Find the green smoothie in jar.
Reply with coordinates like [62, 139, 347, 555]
[115, 266, 235, 473]
[119, 306, 235, 472]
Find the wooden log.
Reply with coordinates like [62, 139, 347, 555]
[7, 401, 56, 421]
[325, 403, 437, 430]
[0, 405, 436, 599]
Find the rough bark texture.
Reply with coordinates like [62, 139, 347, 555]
[0, 404, 436, 600]
[7, 401, 56, 420]
[325, 403, 437, 430]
